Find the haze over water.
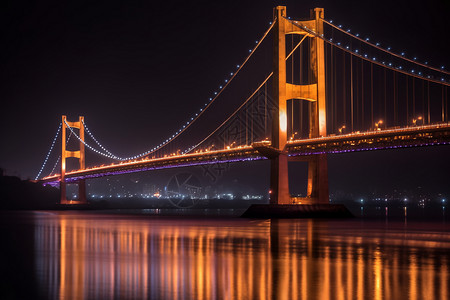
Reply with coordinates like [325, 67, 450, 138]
[1, 210, 449, 300]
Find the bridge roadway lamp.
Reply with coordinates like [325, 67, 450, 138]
[412, 116, 423, 126]
[375, 120, 383, 131]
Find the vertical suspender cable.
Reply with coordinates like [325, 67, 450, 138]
[308, 37, 311, 137]
[291, 34, 294, 138]
[442, 85, 445, 122]
[361, 59, 364, 129]
[332, 45, 336, 132]
[371, 63, 373, 127]
[427, 82, 431, 124]
[412, 77, 415, 120]
[240, 109, 242, 146]
[264, 82, 267, 137]
[330, 42, 334, 133]
[325, 42, 329, 134]
[406, 76, 409, 125]
[394, 72, 397, 126]
[332, 30, 336, 132]
[251, 95, 254, 143]
[244, 97, 247, 145]
[422, 81, 425, 123]
[355, 58, 359, 129]
[330, 45, 337, 132]
[384, 68, 387, 126]
[300, 41, 303, 136]
[350, 53, 354, 131]
[446, 86, 448, 122]
[343, 50, 347, 125]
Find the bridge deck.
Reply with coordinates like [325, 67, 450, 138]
[287, 123, 450, 155]
[39, 123, 450, 185]
[40, 146, 264, 185]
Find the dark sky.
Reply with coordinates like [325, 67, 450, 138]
[1, 0, 449, 195]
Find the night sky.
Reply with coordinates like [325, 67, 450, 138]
[1, 0, 449, 195]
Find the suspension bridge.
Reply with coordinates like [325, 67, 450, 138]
[35, 6, 450, 213]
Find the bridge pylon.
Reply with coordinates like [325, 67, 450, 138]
[60, 115, 87, 204]
[270, 6, 329, 205]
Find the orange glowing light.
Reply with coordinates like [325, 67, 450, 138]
[280, 113, 287, 132]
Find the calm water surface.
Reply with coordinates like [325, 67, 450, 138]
[0, 210, 449, 300]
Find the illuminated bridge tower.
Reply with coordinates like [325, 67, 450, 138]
[60, 115, 87, 204]
[270, 6, 329, 205]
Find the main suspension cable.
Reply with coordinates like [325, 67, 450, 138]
[78, 21, 276, 161]
[183, 72, 274, 154]
[287, 19, 450, 86]
[64, 119, 122, 160]
[322, 19, 450, 76]
[35, 123, 61, 180]
[45, 130, 73, 177]
[83, 120, 117, 158]
[183, 30, 310, 153]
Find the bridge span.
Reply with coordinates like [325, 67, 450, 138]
[40, 123, 450, 186]
[34, 6, 449, 213]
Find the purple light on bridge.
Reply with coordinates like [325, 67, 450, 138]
[288, 140, 450, 157]
[44, 156, 266, 185]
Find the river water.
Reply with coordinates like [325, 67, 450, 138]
[0, 210, 449, 300]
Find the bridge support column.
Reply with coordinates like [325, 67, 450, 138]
[269, 6, 330, 205]
[269, 6, 292, 205]
[304, 7, 329, 204]
[60, 115, 87, 205]
[269, 153, 291, 204]
[306, 154, 329, 204]
[241, 6, 350, 217]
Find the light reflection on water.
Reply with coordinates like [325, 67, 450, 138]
[33, 212, 450, 300]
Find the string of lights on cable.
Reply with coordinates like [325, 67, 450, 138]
[322, 19, 449, 76]
[47, 156, 61, 177]
[34, 123, 61, 180]
[45, 131, 73, 178]
[82, 120, 118, 158]
[63, 120, 123, 160]
[182, 30, 312, 154]
[182, 72, 274, 154]
[76, 21, 276, 161]
[286, 18, 449, 85]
